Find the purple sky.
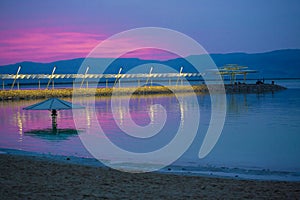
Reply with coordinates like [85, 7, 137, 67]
[0, 0, 299, 65]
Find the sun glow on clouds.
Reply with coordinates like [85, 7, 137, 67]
[0, 29, 180, 66]
[0, 30, 105, 65]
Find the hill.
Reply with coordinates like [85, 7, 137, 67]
[0, 49, 299, 79]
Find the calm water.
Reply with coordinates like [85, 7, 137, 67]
[0, 80, 299, 180]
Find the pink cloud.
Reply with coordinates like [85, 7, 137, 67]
[0, 29, 182, 65]
[0, 29, 106, 65]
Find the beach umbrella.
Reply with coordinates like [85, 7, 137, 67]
[23, 98, 84, 130]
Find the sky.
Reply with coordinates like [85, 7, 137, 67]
[0, 0, 300, 65]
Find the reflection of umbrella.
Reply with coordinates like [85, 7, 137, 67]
[23, 98, 84, 130]
[25, 128, 79, 141]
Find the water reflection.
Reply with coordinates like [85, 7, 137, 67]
[227, 94, 249, 114]
[85, 107, 91, 128]
[0, 94, 265, 141]
[16, 110, 23, 142]
[179, 97, 185, 126]
[24, 128, 78, 141]
[0, 88, 299, 174]
[0, 94, 253, 138]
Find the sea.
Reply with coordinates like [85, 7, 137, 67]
[0, 79, 299, 181]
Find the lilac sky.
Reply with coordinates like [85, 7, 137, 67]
[0, 0, 299, 65]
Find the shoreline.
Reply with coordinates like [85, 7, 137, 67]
[0, 83, 286, 101]
[1, 148, 299, 182]
[0, 149, 299, 199]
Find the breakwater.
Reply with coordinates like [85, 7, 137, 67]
[0, 84, 286, 101]
[224, 83, 286, 94]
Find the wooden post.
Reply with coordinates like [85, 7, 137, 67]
[113, 67, 122, 87]
[231, 73, 235, 84]
[11, 66, 21, 90]
[2, 79, 4, 90]
[106, 79, 108, 88]
[145, 67, 153, 86]
[51, 110, 57, 131]
[17, 81, 20, 90]
[46, 66, 56, 89]
[80, 67, 89, 89]
[176, 67, 183, 87]
[38, 79, 41, 89]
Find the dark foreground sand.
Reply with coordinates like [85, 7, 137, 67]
[0, 154, 299, 199]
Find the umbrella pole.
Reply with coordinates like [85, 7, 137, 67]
[51, 109, 57, 131]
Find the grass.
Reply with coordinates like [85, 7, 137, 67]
[0, 85, 208, 100]
[0, 84, 286, 101]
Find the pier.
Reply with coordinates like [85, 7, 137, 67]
[0, 64, 260, 90]
[0, 66, 205, 90]
[0, 64, 286, 100]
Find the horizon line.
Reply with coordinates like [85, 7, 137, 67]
[1, 48, 299, 67]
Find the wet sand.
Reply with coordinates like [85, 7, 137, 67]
[0, 154, 299, 199]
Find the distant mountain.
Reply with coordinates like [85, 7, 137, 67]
[210, 49, 300, 79]
[0, 49, 299, 79]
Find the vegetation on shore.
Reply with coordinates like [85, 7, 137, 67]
[0, 85, 207, 100]
[0, 84, 286, 101]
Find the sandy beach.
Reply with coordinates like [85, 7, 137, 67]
[0, 153, 299, 199]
